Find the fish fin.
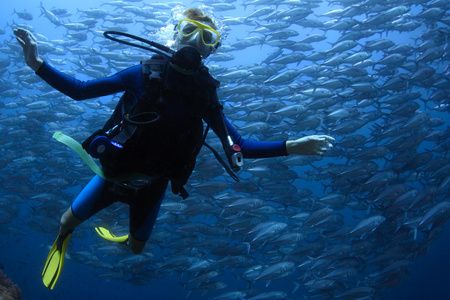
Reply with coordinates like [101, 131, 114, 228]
[243, 242, 251, 254]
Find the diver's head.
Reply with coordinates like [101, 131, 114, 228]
[173, 8, 221, 59]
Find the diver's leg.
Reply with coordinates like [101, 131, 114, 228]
[128, 235, 146, 254]
[128, 177, 169, 254]
[42, 175, 118, 289]
[58, 207, 82, 237]
[58, 175, 118, 236]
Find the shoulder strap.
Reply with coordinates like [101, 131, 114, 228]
[102, 92, 132, 131]
[141, 55, 168, 80]
[103, 56, 167, 146]
[199, 65, 220, 89]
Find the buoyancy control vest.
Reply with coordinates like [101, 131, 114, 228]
[83, 50, 242, 199]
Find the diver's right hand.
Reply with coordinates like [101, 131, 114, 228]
[13, 28, 43, 71]
[286, 135, 334, 156]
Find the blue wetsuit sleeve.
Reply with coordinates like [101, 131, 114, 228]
[223, 116, 288, 158]
[201, 78, 288, 159]
[36, 61, 140, 100]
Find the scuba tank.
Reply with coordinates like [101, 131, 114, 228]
[83, 31, 243, 197]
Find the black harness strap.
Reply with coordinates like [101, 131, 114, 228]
[202, 124, 240, 182]
[110, 58, 166, 146]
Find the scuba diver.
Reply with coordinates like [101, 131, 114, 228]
[14, 8, 334, 290]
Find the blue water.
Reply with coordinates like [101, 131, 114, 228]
[383, 221, 450, 300]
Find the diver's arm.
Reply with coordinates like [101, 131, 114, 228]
[36, 61, 136, 100]
[223, 117, 334, 157]
[203, 108, 238, 157]
[204, 108, 287, 159]
[14, 27, 135, 100]
[223, 117, 288, 158]
[13, 28, 43, 71]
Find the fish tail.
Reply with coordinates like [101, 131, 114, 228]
[243, 242, 250, 254]
[39, 1, 46, 13]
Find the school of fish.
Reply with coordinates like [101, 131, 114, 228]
[1, 0, 449, 299]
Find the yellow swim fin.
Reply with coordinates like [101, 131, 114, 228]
[42, 232, 72, 290]
[95, 226, 129, 243]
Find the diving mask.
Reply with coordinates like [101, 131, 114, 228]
[175, 18, 221, 58]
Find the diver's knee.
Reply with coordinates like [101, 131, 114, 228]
[60, 207, 83, 231]
[129, 236, 146, 254]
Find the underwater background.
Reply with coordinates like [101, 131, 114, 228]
[0, 0, 449, 299]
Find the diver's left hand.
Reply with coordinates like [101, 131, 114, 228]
[286, 135, 335, 155]
[13, 27, 43, 71]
